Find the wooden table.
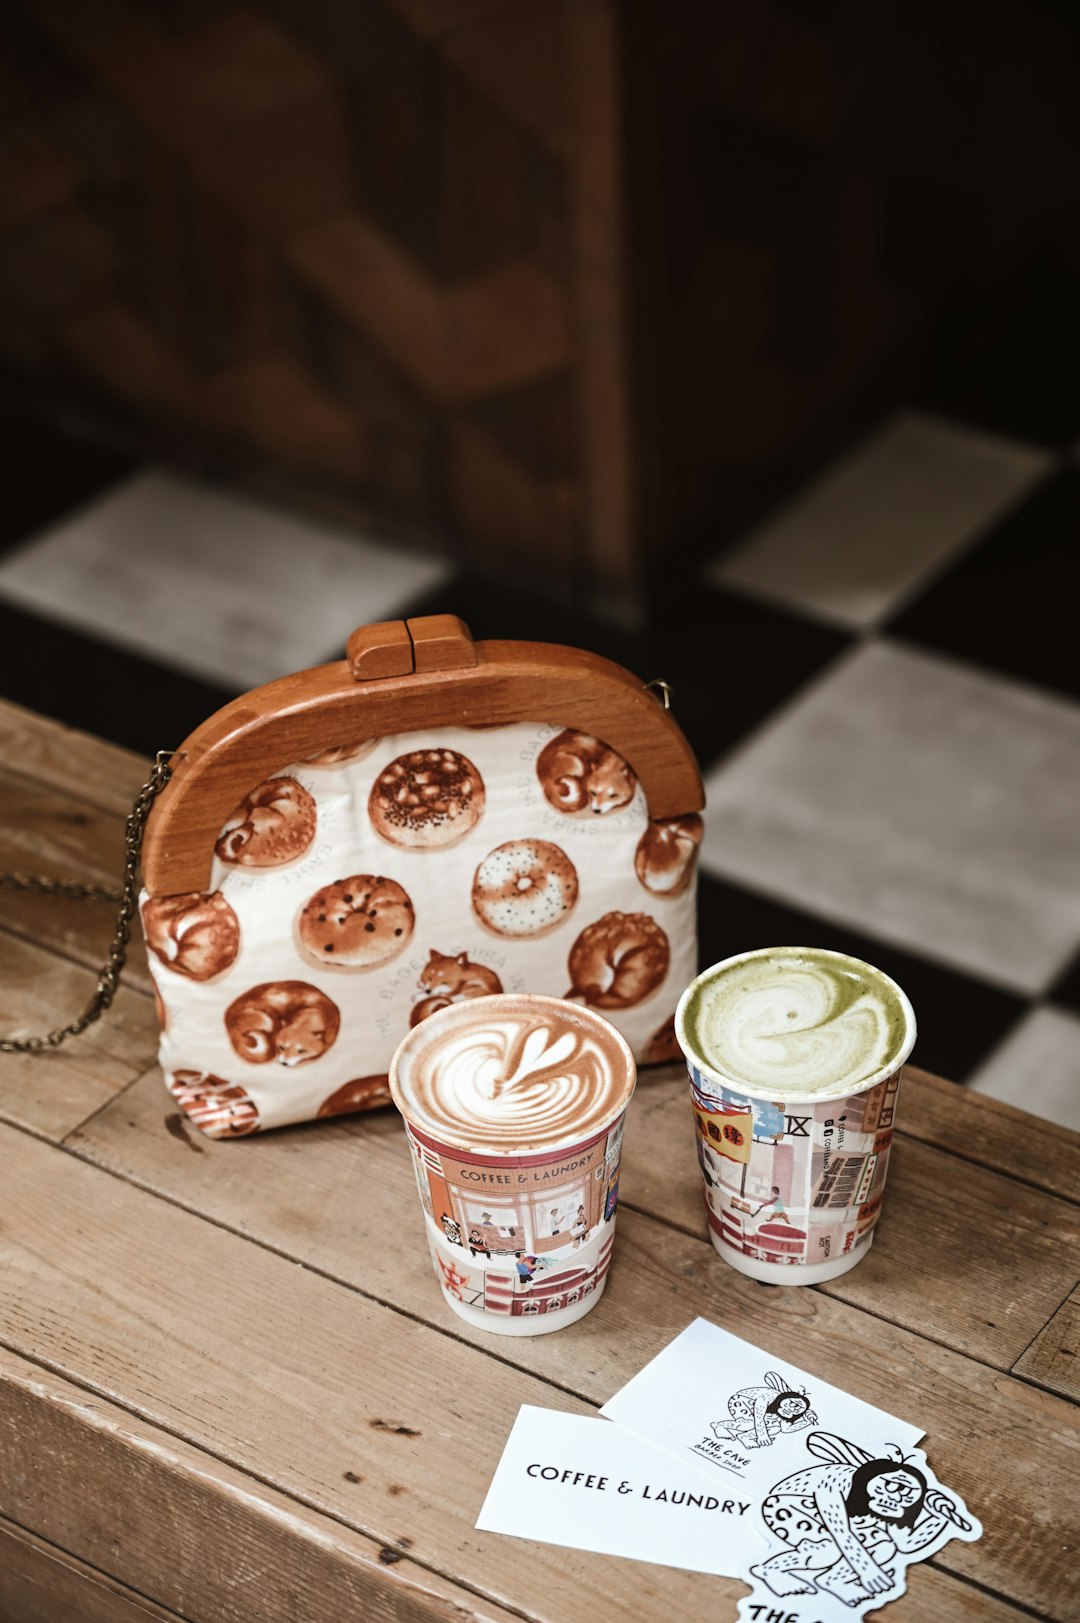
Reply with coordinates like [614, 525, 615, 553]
[1, 697, 1078, 1623]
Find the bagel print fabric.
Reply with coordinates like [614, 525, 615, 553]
[142, 723, 699, 1136]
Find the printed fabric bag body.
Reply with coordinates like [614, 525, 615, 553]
[140, 615, 705, 1138]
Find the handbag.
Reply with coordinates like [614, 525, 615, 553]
[5, 613, 704, 1138]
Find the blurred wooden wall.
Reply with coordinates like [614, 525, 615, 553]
[1, 1, 1077, 614]
[0, 0, 633, 601]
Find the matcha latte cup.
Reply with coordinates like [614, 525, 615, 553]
[675, 948, 916, 1285]
[389, 994, 636, 1336]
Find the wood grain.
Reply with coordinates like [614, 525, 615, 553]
[0, 762, 131, 888]
[0, 764, 154, 992]
[0, 1123, 743, 1621]
[0, 1515, 186, 1623]
[0, 700, 150, 819]
[141, 634, 703, 894]
[620, 1069, 1080, 1369]
[568, 0, 636, 602]
[69, 1064, 1080, 1376]
[347, 619, 416, 680]
[410, 614, 478, 673]
[0, 1350, 522, 1623]
[61, 1083, 1080, 1618]
[0, 932, 156, 1140]
[1013, 1285, 1080, 1403]
[898, 1066, 1080, 1205]
[2, 697, 1078, 1622]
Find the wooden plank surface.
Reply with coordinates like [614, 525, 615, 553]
[0, 762, 153, 992]
[19, 1107, 1075, 1618]
[0, 1126, 1047, 1623]
[0, 1349, 520, 1623]
[0, 699, 150, 819]
[2, 696, 1078, 1622]
[625, 1069, 1080, 1367]
[0, 931, 157, 1139]
[898, 1065, 1080, 1205]
[1013, 1285, 1080, 1403]
[0, 1515, 186, 1623]
[0, 1122, 739, 1621]
[69, 1061, 1080, 1377]
[0, 761, 131, 886]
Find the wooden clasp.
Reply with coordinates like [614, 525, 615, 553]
[143, 620, 703, 894]
[347, 615, 476, 681]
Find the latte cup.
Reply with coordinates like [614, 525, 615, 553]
[675, 948, 916, 1286]
[389, 994, 636, 1336]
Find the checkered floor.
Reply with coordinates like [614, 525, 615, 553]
[2, 404, 1078, 1128]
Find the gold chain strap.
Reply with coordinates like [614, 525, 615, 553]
[0, 752, 174, 1054]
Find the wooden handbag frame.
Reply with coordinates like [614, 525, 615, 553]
[142, 614, 704, 896]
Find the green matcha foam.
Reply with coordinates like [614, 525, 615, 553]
[676, 947, 915, 1099]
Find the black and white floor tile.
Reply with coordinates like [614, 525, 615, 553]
[1, 403, 1078, 1130]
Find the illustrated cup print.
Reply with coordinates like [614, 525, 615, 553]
[677, 948, 916, 1285]
[389, 995, 636, 1337]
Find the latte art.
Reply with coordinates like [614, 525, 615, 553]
[390, 995, 634, 1152]
[680, 949, 913, 1097]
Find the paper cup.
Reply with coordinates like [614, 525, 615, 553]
[389, 995, 636, 1336]
[675, 948, 916, 1285]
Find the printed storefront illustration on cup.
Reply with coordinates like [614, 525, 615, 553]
[687, 1066, 902, 1281]
[404, 1115, 626, 1333]
[675, 946, 916, 1286]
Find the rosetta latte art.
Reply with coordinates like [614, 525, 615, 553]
[685, 950, 910, 1096]
[392, 995, 633, 1153]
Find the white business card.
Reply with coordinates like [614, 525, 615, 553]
[477, 1320, 981, 1606]
[475, 1405, 768, 1576]
[600, 1317, 924, 1503]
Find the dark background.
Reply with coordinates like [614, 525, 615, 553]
[1, 0, 1078, 618]
[1, 0, 1078, 1104]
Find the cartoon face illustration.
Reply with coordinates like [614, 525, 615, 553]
[710, 1373, 817, 1451]
[750, 1433, 974, 1609]
[864, 1468, 925, 1520]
